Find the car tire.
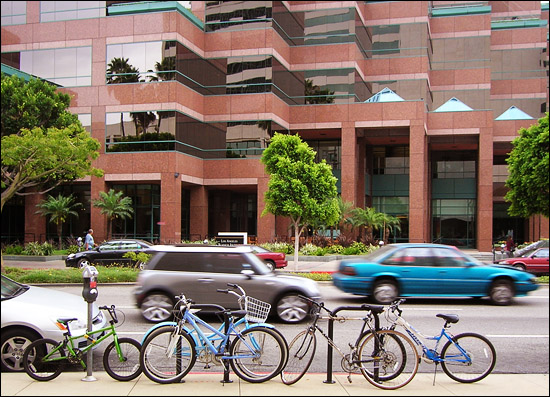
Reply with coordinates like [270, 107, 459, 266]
[489, 279, 514, 305]
[141, 293, 174, 322]
[276, 293, 310, 323]
[264, 260, 275, 272]
[512, 263, 526, 271]
[77, 257, 91, 269]
[1, 328, 40, 372]
[372, 279, 399, 304]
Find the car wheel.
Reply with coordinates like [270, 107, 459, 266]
[77, 257, 91, 269]
[513, 263, 526, 271]
[1, 328, 39, 372]
[264, 260, 275, 271]
[489, 279, 514, 305]
[141, 293, 174, 322]
[372, 279, 398, 304]
[276, 293, 310, 323]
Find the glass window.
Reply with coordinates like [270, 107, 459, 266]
[431, 247, 468, 267]
[1, 1, 26, 26]
[373, 146, 409, 175]
[205, 1, 272, 32]
[382, 247, 434, 266]
[40, 1, 106, 22]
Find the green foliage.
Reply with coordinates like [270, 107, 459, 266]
[261, 132, 340, 265]
[260, 242, 294, 254]
[1, 74, 103, 212]
[505, 113, 549, 218]
[92, 189, 134, 239]
[299, 243, 324, 256]
[22, 241, 54, 256]
[66, 245, 80, 255]
[2, 244, 24, 255]
[324, 244, 344, 254]
[35, 194, 82, 249]
[123, 251, 152, 266]
[3, 266, 138, 284]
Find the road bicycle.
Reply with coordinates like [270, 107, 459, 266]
[385, 299, 496, 384]
[22, 305, 141, 381]
[139, 283, 288, 384]
[280, 295, 419, 390]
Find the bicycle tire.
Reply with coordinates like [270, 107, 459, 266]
[356, 330, 407, 381]
[140, 325, 196, 384]
[22, 338, 66, 381]
[440, 332, 496, 383]
[229, 326, 287, 383]
[103, 337, 142, 381]
[357, 329, 419, 390]
[280, 329, 316, 385]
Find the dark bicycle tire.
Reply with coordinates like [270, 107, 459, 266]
[280, 329, 316, 385]
[358, 329, 419, 390]
[229, 326, 287, 383]
[103, 337, 142, 381]
[356, 330, 407, 381]
[440, 332, 496, 383]
[140, 325, 196, 384]
[22, 338, 66, 381]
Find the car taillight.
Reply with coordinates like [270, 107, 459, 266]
[340, 266, 356, 276]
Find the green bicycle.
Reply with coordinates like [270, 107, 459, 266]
[22, 305, 142, 381]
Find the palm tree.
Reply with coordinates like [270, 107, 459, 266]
[35, 194, 83, 249]
[106, 57, 141, 137]
[92, 189, 134, 240]
[378, 213, 402, 243]
[148, 56, 176, 134]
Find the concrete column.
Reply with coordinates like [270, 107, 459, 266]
[160, 173, 182, 243]
[25, 192, 46, 243]
[190, 185, 208, 240]
[90, 178, 107, 242]
[257, 176, 275, 243]
[409, 124, 429, 243]
[477, 127, 493, 251]
[341, 122, 358, 205]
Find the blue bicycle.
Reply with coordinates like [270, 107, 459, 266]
[385, 299, 496, 384]
[139, 283, 288, 384]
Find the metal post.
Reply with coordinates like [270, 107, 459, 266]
[81, 300, 97, 381]
[324, 317, 335, 384]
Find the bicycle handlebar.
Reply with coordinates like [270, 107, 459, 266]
[98, 305, 118, 324]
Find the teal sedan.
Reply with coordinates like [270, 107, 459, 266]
[332, 243, 539, 305]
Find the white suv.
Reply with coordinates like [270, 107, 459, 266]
[134, 244, 321, 323]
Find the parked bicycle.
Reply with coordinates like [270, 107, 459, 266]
[139, 283, 288, 384]
[22, 305, 141, 381]
[385, 299, 496, 384]
[280, 295, 419, 390]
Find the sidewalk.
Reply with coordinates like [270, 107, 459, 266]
[2, 371, 548, 396]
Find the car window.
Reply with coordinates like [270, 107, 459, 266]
[100, 242, 120, 251]
[151, 252, 208, 272]
[120, 242, 141, 250]
[383, 247, 434, 266]
[431, 247, 468, 267]
[205, 253, 251, 274]
[533, 248, 549, 258]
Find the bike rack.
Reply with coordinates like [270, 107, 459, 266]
[324, 305, 381, 384]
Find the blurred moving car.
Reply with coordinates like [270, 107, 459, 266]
[1, 274, 107, 372]
[65, 239, 153, 269]
[248, 245, 288, 271]
[134, 244, 321, 324]
[499, 247, 549, 275]
[332, 243, 539, 306]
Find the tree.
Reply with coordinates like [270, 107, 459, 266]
[505, 113, 549, 218]
[35, 194, 82, 249]
[92, 189, 134, 240]
[261, 132, 340, 269]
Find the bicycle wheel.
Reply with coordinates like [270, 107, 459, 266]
[280, 329, 316, 385]
[22, 338, 65, 381]
[230, 326, 287, 383]
[357, 329, 419, 390]
[440, 332, 496, 383]
[103, 337, 142, 381]
[140, 325, 196, 384]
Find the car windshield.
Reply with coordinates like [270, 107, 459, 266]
[1, 275, 29, 300]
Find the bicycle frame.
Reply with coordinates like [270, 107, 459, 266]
[391, 313, 472, 365]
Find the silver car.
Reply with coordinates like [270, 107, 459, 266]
[134, 244, 322, 323]
[1, 274, 107, 372]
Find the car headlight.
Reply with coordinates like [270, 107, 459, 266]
[67, 253, 75, 259]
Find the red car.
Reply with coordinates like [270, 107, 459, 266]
[249, 245, 288, 271]
[500, 247, 549, 275]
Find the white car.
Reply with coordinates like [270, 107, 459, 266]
[1, 274, 107, 372]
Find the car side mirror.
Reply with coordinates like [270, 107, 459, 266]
[241, 269, 254, 279]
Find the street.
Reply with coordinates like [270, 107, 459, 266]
[39, 281, 549, 375]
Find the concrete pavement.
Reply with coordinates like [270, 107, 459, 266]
[2, 370, 548, 396]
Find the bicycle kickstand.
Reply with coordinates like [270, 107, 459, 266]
[432, 362, 439, 386]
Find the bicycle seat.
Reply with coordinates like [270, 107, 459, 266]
[436, 314, 459, 323]
[361, 304, 384, 314]
[220, 309, 247, 319]
[57, 317, 78, 325]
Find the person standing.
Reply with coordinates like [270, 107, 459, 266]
[85, 229, 96, 250]
[505, 235, 515, 258]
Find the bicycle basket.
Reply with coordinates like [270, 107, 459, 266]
[244, 296, 271, 323]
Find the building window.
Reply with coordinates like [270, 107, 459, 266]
[3, 47, 93, 87]
[433, 160, 476, 179]
[40, 1, 106, 22]
[1, 1, 26, 26]
[432, 199, 476, 248]
[373, 146, 410, 175]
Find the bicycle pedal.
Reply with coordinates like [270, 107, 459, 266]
[347, 375, 352, 383]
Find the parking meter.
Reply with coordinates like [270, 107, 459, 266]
[82, 265, 98, 303]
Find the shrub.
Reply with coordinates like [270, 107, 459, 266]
[66, 245, 80, 255]
[299, 243, 324, 256]
[261, 242, 294, 255]
[324, 244, 344, 254]
[2, 244, 24, 255]
[22, 241, 54, 256]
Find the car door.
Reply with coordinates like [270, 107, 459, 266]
[93, 241, 121, 266]
[525, 248, 549, 273]
[430, 247, 481, 295]
[117, 241, 141, 266]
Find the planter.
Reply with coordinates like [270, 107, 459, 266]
[2, 255, 67, 262]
